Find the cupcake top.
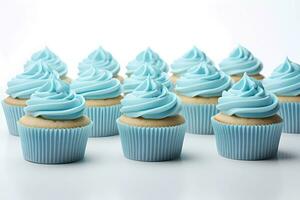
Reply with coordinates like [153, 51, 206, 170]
[175, 62, 231, 97]
[71, 67, 121, 100]
[25, 73, 85, 120]
[263, 58, 300, 96]
[25, 47, 68, 77]
[123, 63, 172, 94]
[7, 61, 54, 99]
[217, 73, 279, 118]
[120, 77, 181, 119]
[170, 46, 212, 76]
[126, 48, 168, 76]
[219, 45, 263, 76]
[79, 47, 120, 76]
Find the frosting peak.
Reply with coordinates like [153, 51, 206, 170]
[171, 46, 212, 76]
[7, 61, 54, 99]
[25, 47, 68, 77]
[71, 67, 121, 100]
[217, 73, 279, 118]
[123, 63, 172, 93]
[78, 47, 120, 76]
[120, 77, 181, 119]
[219, 45, 263, 76]
[25, 74, 85, 120]
[175, 62, 231, 97]
[263, 57, 300, 96]
[126, 48, 168, 76]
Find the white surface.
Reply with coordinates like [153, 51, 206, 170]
[1, 0, 300, 199]
[0, 122, 300, 200]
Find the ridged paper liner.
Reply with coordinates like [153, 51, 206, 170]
[85, 104, 121, 137]
[17, 122, 92, 164]
[181, 103, 217, 135]
[117, 119, 186, 162]
[211, 118, 283, 160]
[278, 102, 300, 133]
[2, 101, 25, 136]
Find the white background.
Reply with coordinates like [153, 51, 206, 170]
[1, 0, 300, 200]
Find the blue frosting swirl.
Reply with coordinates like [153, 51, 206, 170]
[78, 47, 120, 76]
[71, 67, 121, 100]
[25, 47, 68, 77]
[7, 61, 54, 99]
[120, 77, 181, 119]
[263, 58, 300, 96]
[126, 48, 168, 76]
[176, 62, 231, 97]
[217, 73, 279, 118]
[171, 46, 212, 76]
[123, 63, 173, 94]
[25, 74, 85, 120]
[219, 45, 263, 76]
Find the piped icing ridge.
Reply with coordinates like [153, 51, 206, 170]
[171, 46, 212, 76]
[78, 47, 120, 76]
[25, 74, 85, 120]
[7, 61, 54, 99]
[263, 58, 300, 96]
[123, 63, 172, 94]
[217, 73, 279, 118]
[71, 67, 121, 100]
[126, 48, 168, 76]
[175, 62, 231, 97]
[120, 76, 181, 119]
[25, 47, 68, 77]
[219, 45, 263, 76]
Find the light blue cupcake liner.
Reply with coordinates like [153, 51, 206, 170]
[181, 103, 217, 134]
[211, 117, 283, 160]
[85, 104, 121, 137]
[117, 119, 186, 162]
[17, 122, 92, 164]
[2, 101, 25, 136]
[278, 102, 300, 133]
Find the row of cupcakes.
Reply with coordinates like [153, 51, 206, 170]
[7, 45, 292, 84]
[1, 46, 299, 163]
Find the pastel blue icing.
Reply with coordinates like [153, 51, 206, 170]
[25, 47, 68, 77]
[7, 61, 54, 99]
[120, 77, 181, 119]
[25, 74, 85, 120]
[263, 58, 300, 96]
[78, 47, 120, 76]
[123, 63, 173, 94]
[71, 67, 121, 100]
[175, 62, 232, 97]
[171, 46, 212, 76]
[219, 45, 263, 76]
[126, 48, 168, 76]
[217, 73, 279, 118]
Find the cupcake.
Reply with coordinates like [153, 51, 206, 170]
[117, 77, 186, 161]
[71, 67, 122, 137]
[126, 47, 168, 76]
[175, 62, 231, 134]
[123, 62, 173, 94]
[219, 45, 264, 82]
[2, 61, 53, 136]
[212, 73, 283, 160]
[17, 73, 92, 164]
[79, 47, 123, 82]
[263, 58, 300, 133]
[170, 46, 212, 83]
[25, 47, 71, 83]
